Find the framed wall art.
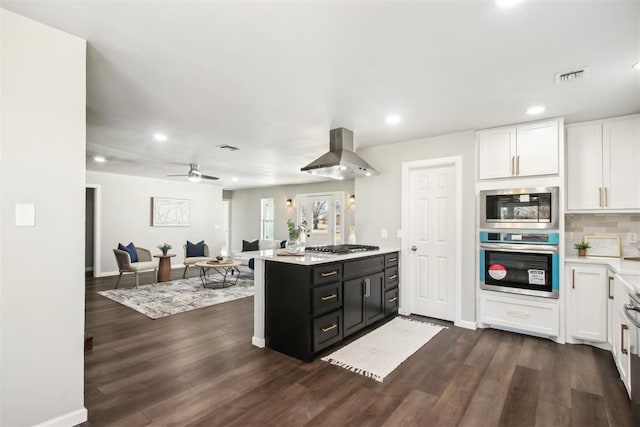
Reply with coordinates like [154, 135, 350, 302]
[152, 197, 190, 227]
[584, 235, 621, 258]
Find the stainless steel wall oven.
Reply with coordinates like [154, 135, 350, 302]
[480, 232, 559, 299]
[480, 187, 559, 229]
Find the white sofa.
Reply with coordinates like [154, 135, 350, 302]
[232, 239, 285, 267]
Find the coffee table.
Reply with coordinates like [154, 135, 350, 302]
[195, 260, 242, 288]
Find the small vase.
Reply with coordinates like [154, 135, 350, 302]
[578, 249, 586, 257]
[286, 238, 303, 253]
[348, 231, 357, 244]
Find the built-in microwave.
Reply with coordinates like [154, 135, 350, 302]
[480, 187, 559, 230]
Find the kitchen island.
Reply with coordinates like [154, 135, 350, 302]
[251, 248, 400, 361]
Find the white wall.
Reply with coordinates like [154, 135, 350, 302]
[229, 180, 355, 251]
[87, 171, 225, 275]
[1, 9, 87, 426]
[355, 131, 477, 323]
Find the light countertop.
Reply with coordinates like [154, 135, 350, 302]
[565, 256, 640, 276]
[253, 247, 400, 266]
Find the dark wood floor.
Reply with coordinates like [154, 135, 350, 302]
[82, 269, 636, 426]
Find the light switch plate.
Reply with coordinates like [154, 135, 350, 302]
[397, 229, 402, 238]
[16, 204, 36, 227]
[381, 229, 388, 238]
[628, 232, 638, 244]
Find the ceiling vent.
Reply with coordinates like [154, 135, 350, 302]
[217, 144, 239, 151]
[555, 67, 590, 84]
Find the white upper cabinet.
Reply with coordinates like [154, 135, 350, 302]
[478, 127, 516, 180]
[566, 115, 640, 211]
[478, 119, 560, 180]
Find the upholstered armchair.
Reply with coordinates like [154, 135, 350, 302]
[183, 242, 212, 278]
[113, 246, 158, 288]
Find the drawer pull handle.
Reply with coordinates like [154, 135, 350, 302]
[363, 278, 371, 297]
[506, 309, 530, 318]
[388, 258, 397, 262]
[622, 324, 629, 355]
[320, 294, 337, 301]
[387, 297, 398, 303]
[388, 275, 398, 280]
[320, 271, 338, 277]
[321, 323, 337, 333]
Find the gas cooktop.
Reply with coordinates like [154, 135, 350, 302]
[305, 244, 380, 255]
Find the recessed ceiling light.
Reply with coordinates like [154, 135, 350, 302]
[495, 0, 525, 8]
[93, 156, 106, 163]
[633, 62, 640, 71]
[153, 133, 168, 142]
[386, 114, 402, 126]
[231, 177, 239, 182]
[526, 105, 546, 115]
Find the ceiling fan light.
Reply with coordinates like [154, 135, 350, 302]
[188, 175, 201, 183]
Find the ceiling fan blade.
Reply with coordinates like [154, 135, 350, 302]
[167, 174, 189, 177]
[201, 174, 219, 180]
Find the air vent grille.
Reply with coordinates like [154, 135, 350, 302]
[555, 67, 590, 84]
[217, 144, 239, 151]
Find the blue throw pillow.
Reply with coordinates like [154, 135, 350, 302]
[280, 240, 286, 248]
[118, 242, 138, 263]
[242, 240, 259, 251]
[186, 240, 205, 257]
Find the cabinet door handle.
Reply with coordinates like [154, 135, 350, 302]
[604, 187, 608, 207]
[622, 324, 629, 355]
[321, 323, 337, 333]
[388, 275, 398, 280]
[363, 278, 371, 297]
[388, 258, 397, 262]
[506, 309, 530, 318]
[572, 269, 575, 289]
[599, 187, 602, 207]
[387, 297, 398, 303]
[320, 270, 338, 277]
[320, 294, 337, 301]
[511, 156, 516, 176]
[516, 155, 520, 176]
[608, 276, 614, 300]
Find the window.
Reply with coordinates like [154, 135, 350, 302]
[260, 198, 274, 240]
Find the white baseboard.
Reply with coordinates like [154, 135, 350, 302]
[398, 308, 411, 316]
[34, 407, 87, 427]
[455, 319, 477, 330]
[252, 336, 265, 348]
[95, 270, 118, 278]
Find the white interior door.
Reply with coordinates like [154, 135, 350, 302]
[406, 164, 456, 321]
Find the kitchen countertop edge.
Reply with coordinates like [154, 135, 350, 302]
[253, 247, 401, 266]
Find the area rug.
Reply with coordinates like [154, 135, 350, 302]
[321, 317, 446, 382]
[98, 276, 254, 319]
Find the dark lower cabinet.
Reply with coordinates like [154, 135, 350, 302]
[265, 252, 398, 362]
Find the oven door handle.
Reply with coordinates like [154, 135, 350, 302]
[479, 243, 558, 253]
[624, 304, 640, 329]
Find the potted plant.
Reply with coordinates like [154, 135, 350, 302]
[286, 218, 307, 253]
[574, 241, 590, 257]
[157, 243, 172, 256]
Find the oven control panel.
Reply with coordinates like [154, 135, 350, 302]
[480, 232, 559, 245]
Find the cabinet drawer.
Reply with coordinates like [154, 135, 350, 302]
[385, 253, 399, 268]
[313, 263, 342, 285]
[344, 256, 384, 280]
[384, 288, 399, 315]
[385, 266, 399, 290]
[480, 293, 559, 336]
[312, 282, 342, 316]
[313, 311, 343, 353]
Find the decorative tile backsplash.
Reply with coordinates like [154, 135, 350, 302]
[565, 213, 640, 257]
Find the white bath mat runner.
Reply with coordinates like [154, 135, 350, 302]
[321, 317, 446, 382]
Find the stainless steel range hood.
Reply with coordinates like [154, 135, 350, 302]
[301, 128, 379, 179]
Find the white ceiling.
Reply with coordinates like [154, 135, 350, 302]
[2, 0, 639, 190]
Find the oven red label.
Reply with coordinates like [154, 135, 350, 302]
[488, 264, 507, 280]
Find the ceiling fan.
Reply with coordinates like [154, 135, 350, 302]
[167, 163, 219, 182]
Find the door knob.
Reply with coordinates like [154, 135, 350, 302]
[411, 246, 417, 251]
